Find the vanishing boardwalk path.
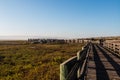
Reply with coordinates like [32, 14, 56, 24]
[87, 44, 120, 80]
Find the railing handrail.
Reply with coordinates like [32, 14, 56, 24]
[60, 56, 77, 66]
[60, 43, 91, 80]
[103, 42, 120, 57]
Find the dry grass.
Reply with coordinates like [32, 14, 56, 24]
[0, 42, 85, 80]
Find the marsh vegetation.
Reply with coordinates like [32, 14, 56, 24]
[0, 41, 84, 80]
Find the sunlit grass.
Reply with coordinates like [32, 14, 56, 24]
[0, 42, 84, 80]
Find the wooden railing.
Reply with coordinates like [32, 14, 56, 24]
[60, 56, 77, 80]
[103, 42, 120, 56]
[60, 43, 91, 80]
[60, 42, 120, 80]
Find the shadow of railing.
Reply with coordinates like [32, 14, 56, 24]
[93, 44, 110, 80]
[97, 45, 120, 77]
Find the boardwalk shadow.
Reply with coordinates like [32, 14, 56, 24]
[97, 45, 120, 77]
[93, 44, 110, 80]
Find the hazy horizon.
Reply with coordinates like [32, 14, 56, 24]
[0, 35, 120, 40]
[0, 0, 120, 40]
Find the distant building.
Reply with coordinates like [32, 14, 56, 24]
[28, 38, 91, 44]
[28, 39, 65, 44]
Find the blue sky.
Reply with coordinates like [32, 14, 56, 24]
[0, 0, 120, 39]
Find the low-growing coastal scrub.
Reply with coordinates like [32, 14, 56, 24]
[0, 42, 84, 80]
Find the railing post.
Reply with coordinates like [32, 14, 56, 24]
[60, 56, 77, 80]
[60, 64, 68, 80]
[77, 50, 81, 60]
[77, 50, 81, 78]
[119, 47, 120, 54]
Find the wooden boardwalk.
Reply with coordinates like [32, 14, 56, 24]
[86, 44, 120, 80]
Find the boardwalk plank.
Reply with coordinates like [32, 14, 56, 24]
[86, 44, 120, 80]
